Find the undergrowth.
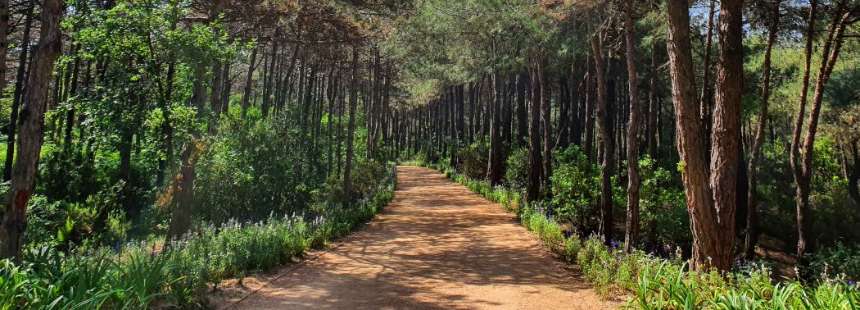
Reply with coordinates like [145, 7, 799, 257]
[416, 159, 860, 309]
[0, 165, 397, 309]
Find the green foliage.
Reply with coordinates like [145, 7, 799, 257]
[810, 243, 860, 282]
[637, 157, 689, 249]
[436, 163, 860, 309]
[550, 145, 600, 230]
[504, 147, 529, 190]
[194, 115, 321, 223]
[454, 142, 489, 180]
[1, 164, 396, 309]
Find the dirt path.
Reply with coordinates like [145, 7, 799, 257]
[217, 166, 621, 309]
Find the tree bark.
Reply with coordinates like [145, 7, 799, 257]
[792, 1, 850, 266]
[584, 56, 595, 161]
[542, 69, 553, 190]
[702, 0, 745, 271]
[666, 0, 741, 271]
[745, 0, 781, 259]
[488, 73, 503, 185]
[4, 1, 34, 182]
[647, 41, 659, 158]
[516, 73, 528, 148]
[0, 0, 63, 260]
[623, 0, 641, 253]
[592, 33, 614, 244]
[343, 47, 359, 197]
[526, 56, 544, 202]
[700, 0, 716, 141]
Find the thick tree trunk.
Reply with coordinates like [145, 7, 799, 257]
[703, 0, 744, 271]
[666, 0, 741, 271]
[745, 0, 781, 259]
[623, 1, 641, 253]
[0, 0, 63, 260]
[526, 57, 544, 202]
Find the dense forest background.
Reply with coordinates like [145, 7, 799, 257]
[0, 0, 859, 308]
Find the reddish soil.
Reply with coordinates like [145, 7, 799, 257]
[212, 166, 622, 309]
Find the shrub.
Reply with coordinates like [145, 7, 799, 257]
[637, 156, 689, 250]
[455, 142, 489, 180]
[810, 243, 860, 281]
[504, 147, 529, 190]
[550, 145, 600, 230]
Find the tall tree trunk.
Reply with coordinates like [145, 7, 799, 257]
[488, 73, 503, 185]
[526, 56, 544, 202]
[343, 47, 359, 197]
[4, 1, 34, 182]
[516, 72, 528, 147]
[745, 0, 781, 259]
[592, 33, 614, 244]
[788, 2, 817, 261]
[584, 56, 595, 161]
[647, 42, 659, 158]
[542, 69, 553, 190]
[666, 0, 740, 271]
[0, 0, 63, 260]
[623, 0, 642, 253]
[791, 1, 850, 267]
[709, 0, 745, 271]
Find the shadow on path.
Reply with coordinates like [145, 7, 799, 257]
[221, 166, 621, 310]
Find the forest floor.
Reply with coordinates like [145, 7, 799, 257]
[210, 166, 622, 309]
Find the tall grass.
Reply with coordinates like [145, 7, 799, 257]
[419, 159, 860, 309]
[0, 165, 396, 309]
